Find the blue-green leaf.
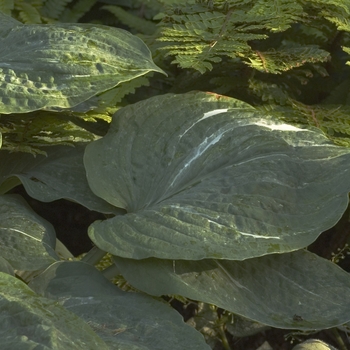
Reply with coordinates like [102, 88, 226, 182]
[113, 250, 350, 330]
[0, 145, 118, 214]
[0, 272, 109, 349]
[0, 12, 165, 113]
[0, 256, 14, 276]
[0, 194, 58, 270]
[84, 92, 350, 260]
[29, 261, 210, 350]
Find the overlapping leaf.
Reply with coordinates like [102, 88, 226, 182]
[84, 91, 350, 260]
[29, 261, 210, 350]
[113, 250, 350, 330]
[0, 257, 14, 276]
[0, 272, 109, 349]
[0, 194, 58, 270]
[0, 12, 165, 113]
[0, 145, 118, 214]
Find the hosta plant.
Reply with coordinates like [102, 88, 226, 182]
[1, 1, 350, 349]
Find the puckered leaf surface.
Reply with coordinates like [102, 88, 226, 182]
[0, 272, 109, 349]
[29, 261, 210, 350]
[84, 91, 350, 260]
[0, 13, 164, 113]
[113, 250, 350, 330]
[0, 194, 58, 270]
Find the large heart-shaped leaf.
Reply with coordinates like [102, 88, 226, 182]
[84, 92, 350, 260]
[113, 250, 350, 330]
[0, 194, 58, 270]
[29, 261, 210, 350]
[0, 272, 109, 349]
[0, 12, 165, 114]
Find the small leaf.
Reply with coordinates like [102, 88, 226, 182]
[0, 272, 109, 349]
[0, 194, 58, 270]
[84, 92, 350, 260]
[0, 12, 165, 113]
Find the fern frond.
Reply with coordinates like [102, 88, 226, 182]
[158, 8, 268, 73]
[287, 101, 350, 146]
[102, 5, 157, 35]
[305, 0, 350, 15]
[40, 0, 73, 20]
[247, 0, 307, 32]
[59, 0, 96, 23]
[157, 0, 325, 73]
[304, 0, 350, 32]
[324, 14, 350, 32]
[94, 74, 152, 114]
[259, 100, 350, 146]
[157, 0, 193, 5]
[294, 24, 330, 44]
[0, 0, 14, 15]
[342, 46, 350, 65]
[0, 111, 99, 155]
[248, 78, 290, 104]
[323, 79, 350, 104]
[173, 53, 221, 73]
[16, 2, 42, 23]
[245, 46, 329, 74]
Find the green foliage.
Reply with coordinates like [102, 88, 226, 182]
[2, 0, 350, 349]
[84, 92, 350, 262]
[0, 271, 109, 349]
[40, 0, 73, 20]
[59, 0, 97, 23]
[256, 96, 350, 147]
[246, 46, 329, 73]
[155, 0, 336, 73]
[0, 111, 99, 154]
[102, 5, 158, 35]
[0, 12, 164, 153]
[16, 1, 42, 23]
[0, 0, 14, 15]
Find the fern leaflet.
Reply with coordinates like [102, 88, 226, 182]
[16, 2, 42, 23]
[0, 0, 14, 15]
[245, 46, 330, 74]
[41, 0, 73, 20]
[59, 0, 97, 23]
[102, 5, 157, 35]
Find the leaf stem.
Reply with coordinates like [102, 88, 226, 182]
[330, 327, 348, 350]
[102, 264, 121, 280]
[217, 324, 231, 350]
[80, 246, 106, 265]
